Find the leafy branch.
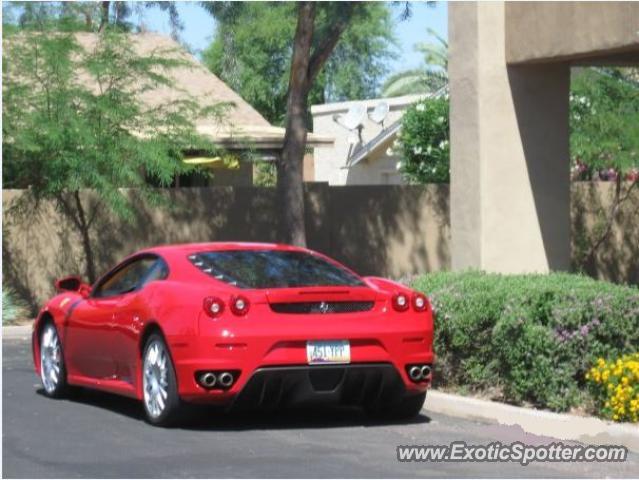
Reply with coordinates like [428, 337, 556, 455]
[3, 30, 224, 281]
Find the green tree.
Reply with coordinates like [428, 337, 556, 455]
[570, 68, 639, 180]
[395, 96, 449, 183]
[3, 1, 182, 36]
[3, 30, 222, 281]
[204, 2, 394, 246]
[202, 2, 396, 124]
[382, 28, 447, 97]
[570, 67, 639, 265]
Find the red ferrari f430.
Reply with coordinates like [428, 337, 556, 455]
[33, 243, 434, 426]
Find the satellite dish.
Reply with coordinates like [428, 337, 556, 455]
[335, 104, 366, 131]
[369, 101, 389, 127]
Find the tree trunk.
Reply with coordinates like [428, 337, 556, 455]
[277, 2, 316, 247]
[73, 191, 97, 283]
[585, 176, 638, 263]
[98, 1, 110, 32]
[277, 2, 356, 246]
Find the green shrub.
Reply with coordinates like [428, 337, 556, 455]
[411, 271, 639, 414]
[2, 286, 28, 325]
[395, 96, 449, 184]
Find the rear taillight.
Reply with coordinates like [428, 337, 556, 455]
[412, 293, 428, 312]
[203, 296, 225, 318]
[392, 293, 410, 312]
[230, 295, 250, 316]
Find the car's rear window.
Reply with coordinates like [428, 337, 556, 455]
[188, 250, 365, 289]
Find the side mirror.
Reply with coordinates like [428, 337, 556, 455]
[55, 275, 91, 298]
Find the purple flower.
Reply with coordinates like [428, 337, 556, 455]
[554, 329, 571, 343]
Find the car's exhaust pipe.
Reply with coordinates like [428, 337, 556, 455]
[218, 372, 234, 388]
[408, 366, 423, 381]
[420, 365, 431, 378]
[200, 372, 217, 388]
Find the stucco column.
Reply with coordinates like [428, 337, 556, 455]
[449, 2, 571, 273]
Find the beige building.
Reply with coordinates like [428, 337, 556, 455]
[449, 1, 639, 274]
[310, 95, 426, 185]
[3, 32, 332, 187]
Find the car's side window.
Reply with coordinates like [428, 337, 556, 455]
[139, 259, 169, 289]
[92, 256, 167, 298]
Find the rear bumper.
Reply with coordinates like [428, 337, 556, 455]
[172, 308, 434, 405]
[231, 363, 411, 411]
[174, 335, 433, 406]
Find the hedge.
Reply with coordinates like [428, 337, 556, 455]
[2, 286, 28, 325]
[411, 271, 639, 415]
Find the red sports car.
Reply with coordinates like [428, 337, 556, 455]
[33, 242, 434, 426]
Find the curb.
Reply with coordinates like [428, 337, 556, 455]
[2, 325, 32, 339]
[425, 390, 639, 453]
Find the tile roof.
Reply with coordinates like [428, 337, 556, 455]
[6, 32, 333, 148]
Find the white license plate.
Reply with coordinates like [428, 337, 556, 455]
[306, 340, 350, 365]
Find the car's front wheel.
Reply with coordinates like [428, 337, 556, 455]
[40, 322, 69, 398]
[142, 333, 181, 426]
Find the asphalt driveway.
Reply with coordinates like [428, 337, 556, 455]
[3, 337, 638, 478]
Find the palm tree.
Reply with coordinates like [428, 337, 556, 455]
[382, 28, 447, 97]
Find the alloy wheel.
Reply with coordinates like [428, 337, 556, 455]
[40, 324, 62, 394]
[143, 341, 170, 419]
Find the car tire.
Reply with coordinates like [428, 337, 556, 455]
[142, 333, 182, 427]
[366, 392, 427, 420]
[39, 322, 69, 398]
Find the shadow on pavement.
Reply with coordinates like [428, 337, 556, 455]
[36, 387, 431, 431]
[36, 387, 144, 421]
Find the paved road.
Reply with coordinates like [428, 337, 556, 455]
[3, 337, 638, 478]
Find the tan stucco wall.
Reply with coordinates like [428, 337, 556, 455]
[450, 2, 571, 274]
[572, 182, 639, 285]
[506, 1, 639, 64]
[449, 2, 482, 270]
[2, 185, 450, 310]
[449, 1, 639, 274]
[3, 183, 636, 312]
[345, 149, 404, 185]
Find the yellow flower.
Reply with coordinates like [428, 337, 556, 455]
[587, 352, 639, 423]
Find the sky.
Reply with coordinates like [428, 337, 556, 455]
[140, 1, 448, 80]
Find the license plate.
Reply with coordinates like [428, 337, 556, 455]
[306, 340, 350, 365]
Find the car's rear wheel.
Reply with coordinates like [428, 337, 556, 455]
[40, 322, 69, 398]
[142, 333, 181, 426]
[366, 391, 427, 420]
